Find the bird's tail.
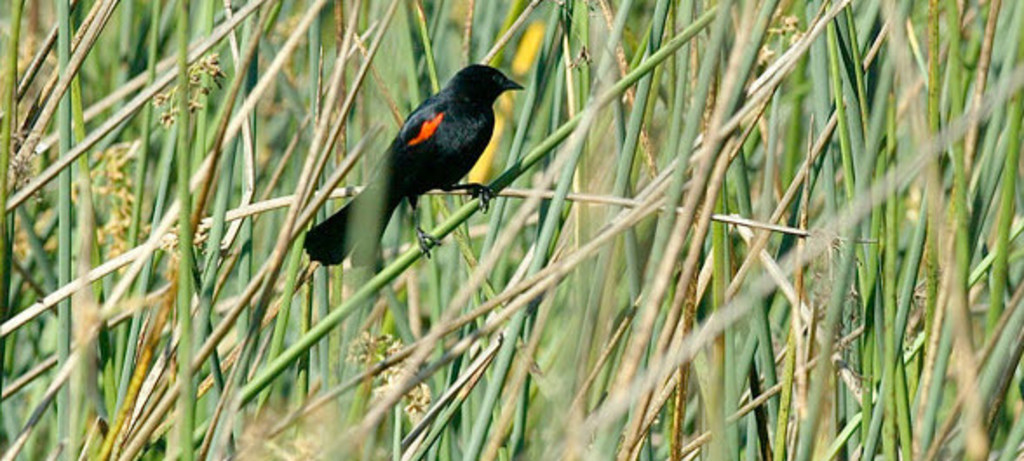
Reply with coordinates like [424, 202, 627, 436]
[303, 186, 399, 266]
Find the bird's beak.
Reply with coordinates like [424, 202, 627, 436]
[504, 79, 524, 91]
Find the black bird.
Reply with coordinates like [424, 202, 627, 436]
[304, 65, 522, 266]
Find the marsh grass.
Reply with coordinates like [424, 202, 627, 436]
[2, 0, 1024, 459]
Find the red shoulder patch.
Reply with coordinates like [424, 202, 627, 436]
[407, 112, 445, 146]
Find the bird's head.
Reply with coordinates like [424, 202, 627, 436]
[445, 65, 523, 104]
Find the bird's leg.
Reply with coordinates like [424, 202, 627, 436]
[442, 183, 495, 212]
[408, 195, 440, 257]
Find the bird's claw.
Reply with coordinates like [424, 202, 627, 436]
[416, 227, 440, 257]
[468, 184, 495, 212]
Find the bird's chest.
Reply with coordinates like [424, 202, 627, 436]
[431, 108, 493, 162]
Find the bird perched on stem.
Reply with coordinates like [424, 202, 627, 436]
[304, 65, 522, 266]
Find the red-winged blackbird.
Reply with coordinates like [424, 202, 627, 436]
[304, 65, 522, 266]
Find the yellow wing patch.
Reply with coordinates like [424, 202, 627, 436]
[408, 112, 445, 146]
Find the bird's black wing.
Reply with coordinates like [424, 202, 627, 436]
[393, 95, 449, 149]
